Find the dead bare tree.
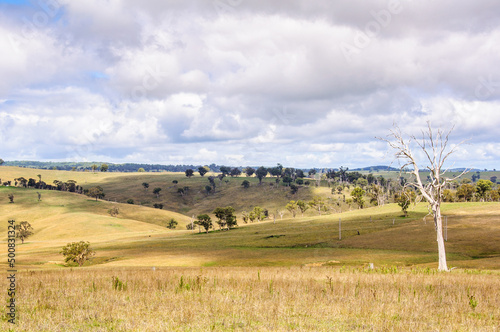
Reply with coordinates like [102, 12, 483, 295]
[379, 122, 468, 271]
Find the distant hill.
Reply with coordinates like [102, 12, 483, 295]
[3, 160, 219, 173]
[1, 160, 488, 174]
[351, 165, 400, 172]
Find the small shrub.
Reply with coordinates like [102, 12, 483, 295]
[127, 199, 134, 204]
[468, 295, 478, 311]
[167, 218, 178, 229]
[108, 207, 119, 217]
[60, 241, 95, 267]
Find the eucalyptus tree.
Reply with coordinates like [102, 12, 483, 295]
[380, 123, 468, 271]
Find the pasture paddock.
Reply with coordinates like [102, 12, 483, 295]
[2, 266, 498, 331]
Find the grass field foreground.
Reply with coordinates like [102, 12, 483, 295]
[2, 266, 498, 331]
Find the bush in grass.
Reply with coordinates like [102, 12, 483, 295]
[61, 241, 95, 267]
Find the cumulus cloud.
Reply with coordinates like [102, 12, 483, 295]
[0, 1, 499, 168]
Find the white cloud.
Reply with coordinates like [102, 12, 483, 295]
[0, 1, 499, 168]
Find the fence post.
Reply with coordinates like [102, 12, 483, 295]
[339, 218, 341, 240]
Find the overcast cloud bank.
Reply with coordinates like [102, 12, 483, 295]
[1, 0, 499, 168]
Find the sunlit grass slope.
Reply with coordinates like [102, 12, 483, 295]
[92, 202, 499, 269]
[0, 166, 319, 216]
[0, 186, 190, 267]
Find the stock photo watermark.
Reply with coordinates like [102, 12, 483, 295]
[475, 75, 500, 99]
[213, 0, 243, 16]
[8, 0, 61, 53]
[339, 0, 406, 63]
[6, 220, 17, 324]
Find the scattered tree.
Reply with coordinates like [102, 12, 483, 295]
[142, 182, 149, 191]
[351, 187, 365, 209]
[60, 241, 95, 267]
[153, 203, 163, 209]
[8, 193, 14, 203]
[138, 168, 145, 172]
[380, 122, 468, 271]
[255, 166, 268, 185]
[457, 183, 475, 202]
[185, 169, 194, 178]
[127, 199, 134, 204]
[195, 214, 213, 233]
[230, 168, 242, 177]
[282, 176, 293, 187]
[100, 164, 109, 172]
[88, 186, 105, 201]
[198, 166, 208, 177]
[286, 200, 298, 218]
[167, 218, 178, 229]
[290, 184, 299, 194]
[356, 178, 368, 188]
[16, 221, 33, 244]
[308, 196, 327, 215]
[208, 176, 216, 193]
[66, 180, 77, 192]
[245, 167, 255, 177]
[442, 189, 455, 202]
[0, 158, 4, 165]
[476, 179, 492, 201]
[219, 166, 231, 176]
[394, 189, 416, 217]
[296, 200, 309, 217]
[213, 206, 237, 230]
[153, 187, 162, 198]
[241, 180, 250, 189]
[252, 206, 265, 222]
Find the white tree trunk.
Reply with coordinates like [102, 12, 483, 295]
[433, 205, 449, 271]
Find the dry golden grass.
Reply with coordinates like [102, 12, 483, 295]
[2, 267, 498, 331]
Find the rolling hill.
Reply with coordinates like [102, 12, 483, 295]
[0, 166, 499, 270]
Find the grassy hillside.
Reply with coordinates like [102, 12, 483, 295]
[92, 202, 499, 269]
[0, 166, 329, 217]
[1, 182, 499, 269]
[0, 186, 191, 266]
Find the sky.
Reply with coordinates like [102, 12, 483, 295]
[0, 0, 500, 169]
